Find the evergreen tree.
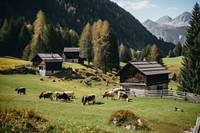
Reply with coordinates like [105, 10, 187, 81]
[79, 22, 93, 65]
[173, 42, 182, 56]
[138, 44, 151, 61]
[178, 3, 200, 94]
[69, 29, 79, 47]
[18, 24, 32, 57]
[109, 32, 120, 71]
[119, 43, 130, 62]
[168, 49, 174, 57]
[129, 48, 137, 61]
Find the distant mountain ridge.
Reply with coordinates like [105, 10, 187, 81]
[143, 12, 191, 45]
[0, 0, 175, 56]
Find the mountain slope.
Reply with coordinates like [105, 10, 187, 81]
[0, 0, 174, 56]
[143, 12, 191, 45]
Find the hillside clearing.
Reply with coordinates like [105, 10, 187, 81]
[0, 57, 31, 70]
[0, 56, 199, 132]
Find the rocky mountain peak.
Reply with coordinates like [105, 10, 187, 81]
[142, 12, 192, 45]
[156, 16, 172, 25]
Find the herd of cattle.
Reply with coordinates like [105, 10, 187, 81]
[15, 87, 129, 105]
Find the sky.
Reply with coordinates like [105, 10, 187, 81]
[110, 0, 198, 23]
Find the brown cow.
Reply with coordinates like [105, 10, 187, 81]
[55, 92, 70, 101]
[82, 94, 95, 105]
[118, 91, 129, 102]
[103, 91, 115, 99]
[112, 88, 124, 94]
[39, 91, 53, 99]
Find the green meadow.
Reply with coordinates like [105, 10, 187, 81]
[0, 56, 199, 133]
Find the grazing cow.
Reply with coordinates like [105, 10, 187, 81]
[15, 87, 26, 94]
[64, 91, 75, 99]
[54, 92, 70, 101]
[175, 107, 184, 112]
[112, 88, 124, 94]
[103, 91, 115, 99]
[39, 91, 53, 99]
[118, 91, 129, 102]
[82, 94, 95, 105]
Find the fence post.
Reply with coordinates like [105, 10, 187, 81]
[160, 89, 163, 98]
[184, 91, 187, 100]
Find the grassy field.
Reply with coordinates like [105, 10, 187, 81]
[0, 57, 31, 70]
[0, 56, 199, 133]
[163, 56, 183, 89]
[163, 56, 183, 75]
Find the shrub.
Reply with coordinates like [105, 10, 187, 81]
[0, 108, 65, 132]
[108, 110, 149, 131]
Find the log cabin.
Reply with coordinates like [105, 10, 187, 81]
[31, 53, 63, 76]
[63, 47, 83, 63]
[116, 61, 171, 96]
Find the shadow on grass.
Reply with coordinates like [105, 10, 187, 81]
[95, 101, 105, 105]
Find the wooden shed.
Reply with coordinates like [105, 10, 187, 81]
[116, 61, 171, 96]
[63, 47, 83, 63]
[31, 53, 63, 76]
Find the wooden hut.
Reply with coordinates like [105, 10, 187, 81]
[31, 53, 63, 76]
[116, 61, 171, 96]
[63, 47, 83, 63]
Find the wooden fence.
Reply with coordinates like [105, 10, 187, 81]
[145, 89, 200, 102]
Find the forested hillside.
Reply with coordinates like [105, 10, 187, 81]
[0, 0, 175, 58]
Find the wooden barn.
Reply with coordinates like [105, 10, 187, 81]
[63, 47, 83, 63]
[31, 53, 63, 76]
[116, 61, 171, 96]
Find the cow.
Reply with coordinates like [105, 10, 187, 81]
[103, 91, 115, 99]
[112, 88, 124, 94]
[175, 107, 184, 112]
[82, 94, 95, 105]
[64, 91, 75, 99]
[54, 92, 70, 102]
[39, 91, 53, 99]
[118, 91, 129, 102]
[15, 87, 26, 94]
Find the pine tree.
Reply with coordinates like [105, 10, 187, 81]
[119, 43, 130, 62]
[178, 3, 200, 94]
[109, 32, 120, 71]
[173, 42, 182, 57]
[138, 44, 151, 61]
[129, 48, 137, 61]
[79, 22, 93, 65]
[168, 49, 174, 57]
[22, 10, 48, 60]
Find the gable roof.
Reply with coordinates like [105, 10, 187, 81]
[32, 53, 63, 62]
[64, 47, 79, 52]
[116, 61, 171, 76]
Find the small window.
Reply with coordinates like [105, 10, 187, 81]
[39, 66, 43, 70]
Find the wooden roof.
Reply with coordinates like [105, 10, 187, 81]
[116, 61, 171, 76]
[64, 47, 79, 52]
[32, 53, 63, 62]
